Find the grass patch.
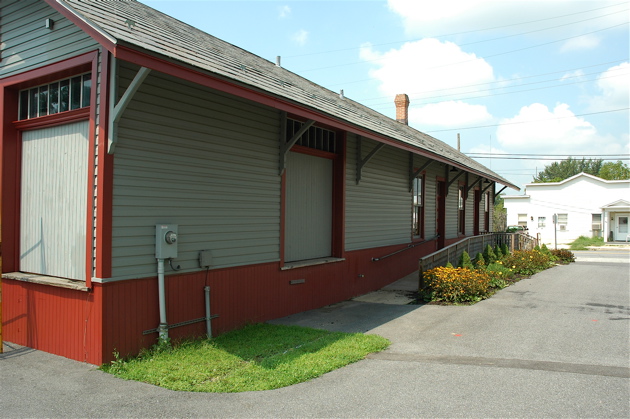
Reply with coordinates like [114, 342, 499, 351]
[100, 323, 390, 393]
[569, 235, 604, 250]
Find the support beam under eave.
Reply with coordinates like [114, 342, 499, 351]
[108, 60, 151, 154]
[356, 137, 385, 184]
[279, 114, 315, 175]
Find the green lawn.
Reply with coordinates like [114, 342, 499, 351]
[101, 323, 390, 393]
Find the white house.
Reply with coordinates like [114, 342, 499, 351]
[503, 173, 630, 245]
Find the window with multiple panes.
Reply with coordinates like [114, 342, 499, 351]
[557, 213, 568, 229]
[412, 175, 424, 237]
[286, 118, 337, 153]
[518, 213, 528, 227]
[592, 213, 602, 229]
[538, 216, 546, 228]
[458, 186, 465, 234]
[18, 73, 91, 120]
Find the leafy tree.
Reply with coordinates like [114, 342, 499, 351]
[532, 157, 603, 183]
[599, 161, 630, 180]
[493, 195, 507, 232]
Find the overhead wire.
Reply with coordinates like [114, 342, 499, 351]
[284, 1, 628, 60]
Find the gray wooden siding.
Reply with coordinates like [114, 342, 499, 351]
[345, 134, 411, 251]
[0, 0, 98, 78]
[285, 152, 332, 262]
[112, 63, 280, 279]
[20, 121, 89, 280]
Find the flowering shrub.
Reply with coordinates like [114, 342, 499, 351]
[502, 250, 554, 276]
[423, 266, 491, 303]
[550, 249, 576, 263]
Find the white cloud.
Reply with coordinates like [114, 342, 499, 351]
[588, 62, 630, 110]
[496, 103, 599, 152]
[361, 38, 496, 128]
[278, 5, 291, 19]
[360, 39, 495, 98]
[410, 101, 492, 127]
[292, 29, 308, 46]
[387, 0, 626, 39]
[560, 34, 601, 52]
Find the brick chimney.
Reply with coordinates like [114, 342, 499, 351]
[394, 94, 410, 125]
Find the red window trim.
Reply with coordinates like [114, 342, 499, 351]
[13, 108, 90, 130]
[411, 171, 425, 242]
[1, 50, 99, 286]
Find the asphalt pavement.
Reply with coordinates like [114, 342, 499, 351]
[1, 249, 629, 418]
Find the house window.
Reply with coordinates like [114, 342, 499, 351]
[18, 73, 91, 120]
[518, 213, 528, 228]
[458, 186, 465, 234]
[412, 175, 424, 238]
[557, 213, 568, 230]
[538, 217, 546, 228]
[484, 191, 490, 232]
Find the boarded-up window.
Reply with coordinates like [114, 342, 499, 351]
[518, 213, 528, 227]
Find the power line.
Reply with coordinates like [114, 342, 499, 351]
[360, 58, 628, 105]
[470, 156, 630, 161]
[468, 153, 630, 157]
[298, 20, 628, 78]
[424, 107, 629, 133]
[285, 1, 628, 60]
[366, 66, 629, 109]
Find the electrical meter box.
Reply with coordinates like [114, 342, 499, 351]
[155, 224, 178, 259]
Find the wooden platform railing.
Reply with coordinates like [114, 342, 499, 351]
[418, 232, 539, 289]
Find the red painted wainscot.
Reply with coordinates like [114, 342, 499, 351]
[4, 239, 436, 364]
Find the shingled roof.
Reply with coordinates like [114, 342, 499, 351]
[53, 0, 518, 190]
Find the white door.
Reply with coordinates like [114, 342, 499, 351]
[20, 121, 89, 280]
[615, 214, 629, 241]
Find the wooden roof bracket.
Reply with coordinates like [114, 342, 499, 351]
[356, 136, 385, 184]
[446, 166, 464, 195]
[409, 157, 433, 192]
[108, 58, 151, 154]
[495, 185, 508, 198]
[279, 112, 315, 175]
[481, 180, 494, 194]
[467, 176, 483, 193]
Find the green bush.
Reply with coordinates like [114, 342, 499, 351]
[550, 249, 576, 263]
[501, 243, 510, 257]
[502, 250, 554, 276]
[458, 251, 474, 269]
[423, 266, 491, 303]
[494, 245, 503, 259]
[483, 244, 497, 264]
[446, 261, 454, 268]
[473, 252, 485, 268]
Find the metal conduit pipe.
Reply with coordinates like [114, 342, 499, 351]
[157, 258, 168, 341]
[205, 286, 212, 338]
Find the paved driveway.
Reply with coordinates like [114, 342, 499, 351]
[1, 249, 629, 418]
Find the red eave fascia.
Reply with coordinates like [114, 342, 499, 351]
[43, 0, 117, 54]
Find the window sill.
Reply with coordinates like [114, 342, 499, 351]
[3, 272, 89, 291]
[281, 257, 345, 270]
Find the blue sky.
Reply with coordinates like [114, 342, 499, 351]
[143, 0, 629, 192]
